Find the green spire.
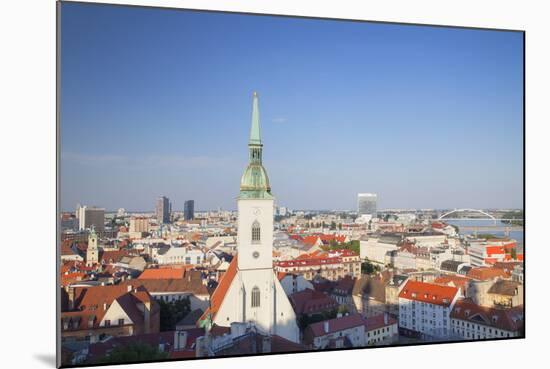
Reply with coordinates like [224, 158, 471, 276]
[249, 91, 262, 145]
[239, 91, 273, 200]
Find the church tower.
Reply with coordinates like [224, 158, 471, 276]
[86, 227, 98, 267]
[201, 92, 299, 343]
[237, 91, 274, 270]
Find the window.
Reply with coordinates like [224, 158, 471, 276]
[118, 319, 124, 326]
[105, 320, 111, 327]
[251, 286, 261, 308]
[252, 221, 261, 243]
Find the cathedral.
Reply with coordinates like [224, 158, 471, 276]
[199, 92, 300, 343]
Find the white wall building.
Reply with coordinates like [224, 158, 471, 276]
[398, 280, 460, 340]
[154, 246, 205, 265]
[450, 300, 523, 340]
[360, 235, 401, 263]
[77, 206, 105, 232]
[278, 274, 314, 296]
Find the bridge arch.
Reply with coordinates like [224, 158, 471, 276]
[438, 208, 496, 221]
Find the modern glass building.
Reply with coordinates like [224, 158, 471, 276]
[184, 200, 195, 220]
[156, 196, 171, 224]
[357, 193, 377, 217]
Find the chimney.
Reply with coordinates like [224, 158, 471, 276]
[324, 321, 329, 334]
[174, 331, 188, 351]
[67, 286, 75, 311]
[384, 313, 388, 325]
[127, 285, 132, 292]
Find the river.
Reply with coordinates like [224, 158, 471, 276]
[445, 219, 524, 250]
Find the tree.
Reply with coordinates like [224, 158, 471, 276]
[330, 221, 336, 230]
[501, 210, 524, 226]
[338, 223, 342, 230]
[94, 342, 169, 364]
[361, 259, 381, 275]
[158, 297, 191, 331]
[511, 247, 517, 260]
[297, 309, 338, 329]
[337, 305, 349, 314]
[477, 233, 501, 240]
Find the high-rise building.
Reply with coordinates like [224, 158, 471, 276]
[77, 205, 105, 232]
[129, 217, 150, 234]
[198, 92, 299, 343]
[156, 196, 171, 224]
[357, 193, 377, 217]
[184, 200, 195, 220]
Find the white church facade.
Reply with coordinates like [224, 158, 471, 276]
[199, 92, 300, 343]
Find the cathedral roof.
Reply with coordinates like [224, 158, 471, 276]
[199, 255, 238, 325]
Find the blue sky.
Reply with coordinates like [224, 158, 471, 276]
[60, 3, 523, 212]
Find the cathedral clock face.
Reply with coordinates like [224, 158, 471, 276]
[253, 208, 262, 216]
[252, 251, 260, 259]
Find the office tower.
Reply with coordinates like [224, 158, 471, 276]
[77, 205, 105, 232]
[129, 217, 150, 234]
[184, 200, 195, 220]
[357, 193, 378, 217]
[156, 196, 171, 224]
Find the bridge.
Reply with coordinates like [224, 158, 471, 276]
[438, 208, 497, 223]
[458, 225, 523, 237]
[437, 209, 523, 236]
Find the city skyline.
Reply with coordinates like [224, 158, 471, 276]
[60, 3, 523, 212]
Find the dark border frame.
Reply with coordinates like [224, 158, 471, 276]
[56, 1, 526, 367]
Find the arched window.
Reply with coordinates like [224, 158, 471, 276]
[251, 286, 260, 308]
[251, 220, 261, 243]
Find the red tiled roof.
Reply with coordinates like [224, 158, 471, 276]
[276, 251, 356, 268]
[467, 267, 509, 281]
[277, 257, 341, 268]
[328, 249, 358, 257]
[291, 233, 348, 246]
[318, 234, 347, 243]
[399, 280, 458, 307]
[492, 261, 523, 273]
[451, 300, 523, 332]
[333, 275, 355, 294]
[88, 328, 204, 361]
[433, 275, 471, 291]
[100, 250, 134, 264]
[138, 268, 185, 280]
[61, 272, 87, 286]
[306, 313, 367, 337]
[364, 314, 397, 331]
[61, 284, 158, 330]
[289, 289, 338, 315]
[123, 277, 209, 295]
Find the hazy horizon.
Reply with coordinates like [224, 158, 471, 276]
[60, 3, 524, 212]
